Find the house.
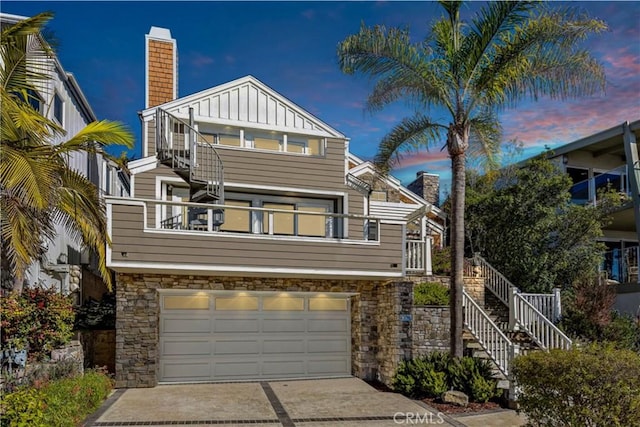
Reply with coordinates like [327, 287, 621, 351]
[106, 26, 442, 387]
[0, 13, 129, 304]
[541, 120, 640, 315]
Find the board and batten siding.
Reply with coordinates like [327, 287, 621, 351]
[109, 203, 403, 275]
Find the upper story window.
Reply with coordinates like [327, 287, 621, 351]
[53, 92, 64, 124]
[196, 124, 324, 156]
[26, 89, 43, 112]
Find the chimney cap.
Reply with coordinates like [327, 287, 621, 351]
[148, 26, 173, 41]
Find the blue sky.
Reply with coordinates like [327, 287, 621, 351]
[4, 1, 639, 195]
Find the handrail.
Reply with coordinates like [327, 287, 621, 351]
[106, 197, 381, 241]
[406, 240, 426, 271]
[156, 107, 224, 203]
[463, 290, 516, 377]
[466, 255, 570, 350]
[514, 294, 573, 350]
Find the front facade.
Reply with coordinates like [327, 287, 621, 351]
[0, 13, 128, 302]
[108, 27, 441, 387]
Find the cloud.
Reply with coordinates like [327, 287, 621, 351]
[188, 52, 215, 68]
[301, 9, 315, 20]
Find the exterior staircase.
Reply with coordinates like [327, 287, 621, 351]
[155, 107, 225, 228]
[461, 256, 572, 398]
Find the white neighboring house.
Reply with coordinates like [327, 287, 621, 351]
[0, 13, 129, 300]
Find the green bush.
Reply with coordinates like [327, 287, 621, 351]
[0, 288, 75, 360]
[392, 352, 499, 402]
[561, 308, 640, 351]
[1, 370, 113, 427]
[512, 343, 640, 427]
[414, 282, 449, 305]
[431, 246, 451, 275]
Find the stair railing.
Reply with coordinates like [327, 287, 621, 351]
[466, 255, 571, 350]
[462, 290, 518, 377]
[511, 289, 573, 350]
[156, 107, 224, 203]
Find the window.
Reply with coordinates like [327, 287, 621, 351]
[25, 89, 42, 112]
[371, 191, 388, 202]
[297, 206, 329, 237]
[53, 92, 63, 124]
[219, 200, 251, 233]
[263, 203, 295, 235]
[247, 132, 282, 151]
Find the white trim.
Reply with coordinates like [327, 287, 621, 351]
[225, 181, 347, 197]
[106, 260, 403, 278]
[128, 155, 158, 175]
[142, 227, 381, 245]
[155, 176, 185, 229]
[401, 223, 407, 277]
[106, 203, 113, 267]
[130, 175, 135, 198]
[139, 75, 345, 138]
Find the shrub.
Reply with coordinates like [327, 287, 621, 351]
[0, 288, 74, 360]
[392, 352, 499, 402]
[1, 370, 113, 427]
[512, 343, 640, 426]
[414, 282, 449, 305]
[431, 246, 451, 275]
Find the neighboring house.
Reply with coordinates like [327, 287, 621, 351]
[538, 120, 640, 315]
[0, 13, 128, 303]
[106, 27, 442, 387]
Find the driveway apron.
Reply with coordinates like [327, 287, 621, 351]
[88, 377, 448, 427]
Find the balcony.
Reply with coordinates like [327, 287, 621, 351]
[603, 245, 639, 284]
[569, 165, 631, 206]
[106, 197, 410, 279]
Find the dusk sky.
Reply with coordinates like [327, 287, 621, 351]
[3, 1, 639, 194]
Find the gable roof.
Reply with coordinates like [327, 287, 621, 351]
[140, 75, 345, 139]
[347, 152, 445, 219]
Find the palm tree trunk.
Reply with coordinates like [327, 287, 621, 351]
[449, 126, 468, 359]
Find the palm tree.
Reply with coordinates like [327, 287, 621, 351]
[337, 1, 606, 357]
[1, 12, 134, 292]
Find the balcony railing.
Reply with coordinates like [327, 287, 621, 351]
[109, 197, 382, 242]
[603, 245, 639, 284]
[569, 164, 631, 206]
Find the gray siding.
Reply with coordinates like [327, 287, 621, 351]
[110, 203, 403, 276]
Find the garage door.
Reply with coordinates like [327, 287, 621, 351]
[159, 291, 352, 382]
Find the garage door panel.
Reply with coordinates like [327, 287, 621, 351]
[214, 318, 259, 333]
[262, 360, 305, 375]
[161, 339, 212, 356]
[308, 339, 349, 353]
[214, 340, 260, 355]
[262, 318, 306, 332]
[263, 339, 305, 354]
[161, 317, 211, 334]
[162, 360, 211, 380]
[214, 360, 260, 377]
[308, 318, 348, 332]
[308, 359, 350, 375]
[159, 292, 351, 382]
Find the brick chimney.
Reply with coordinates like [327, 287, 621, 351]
[145, 26, 177, 108]
[407, 171, 440, 207]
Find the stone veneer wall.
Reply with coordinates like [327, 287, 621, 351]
[412, 306, 451, 356]
[115, 273, 415, 388]
[375, 281, 413, 384]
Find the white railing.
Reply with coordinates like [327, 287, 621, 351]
[463, 290, 517, 377]
[405, 238, 432, 274]
[108, 197, 382, 242]
[406, 240, 425, 271]
[513, 292, 573, 350]
[466, 255, 570, 350]
[520, 290, 561, 322]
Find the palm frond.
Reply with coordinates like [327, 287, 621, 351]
[467, 112, 503, 171]
[374, 114, 446, 173]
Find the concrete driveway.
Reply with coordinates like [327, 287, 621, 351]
[86, 377, 452, 426]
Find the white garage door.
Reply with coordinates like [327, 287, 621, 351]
[159, 291, 352, 382]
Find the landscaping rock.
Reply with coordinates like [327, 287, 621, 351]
[442, 390, 469, 407]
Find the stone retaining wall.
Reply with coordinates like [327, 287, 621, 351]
[411, 306, 451, 356]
